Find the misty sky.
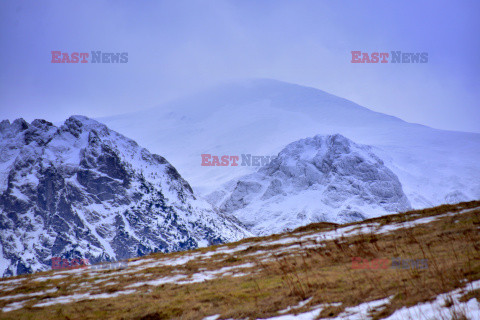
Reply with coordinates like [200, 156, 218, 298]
[0, 0, 479, 132]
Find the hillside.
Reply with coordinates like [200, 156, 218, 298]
[1, 200, 479, 319]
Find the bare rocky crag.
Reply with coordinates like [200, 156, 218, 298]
[0, 116, 249, 277]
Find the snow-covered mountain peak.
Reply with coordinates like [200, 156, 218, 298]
[262, 134, 384, 178]
[208, 134, 411, 235]
[0, 116, 250, 277]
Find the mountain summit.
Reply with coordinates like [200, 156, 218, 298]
[207, 134, 411, 235]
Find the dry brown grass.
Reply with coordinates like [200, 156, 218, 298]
[0, 200, 479, 319]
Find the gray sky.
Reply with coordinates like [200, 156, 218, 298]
[0, 0, 479, 132]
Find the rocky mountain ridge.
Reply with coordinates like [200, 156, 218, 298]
[0, 116, 250, 277]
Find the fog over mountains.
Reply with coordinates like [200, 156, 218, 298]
[101, 79, 480, 208]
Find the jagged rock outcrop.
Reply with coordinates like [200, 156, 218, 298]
[0, 116, 250, 277]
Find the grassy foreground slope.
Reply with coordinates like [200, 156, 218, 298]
[0, 201, 479, 320]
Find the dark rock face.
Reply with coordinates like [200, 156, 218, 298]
[0, 116, 249, 277]
[208, 134, 411, 235]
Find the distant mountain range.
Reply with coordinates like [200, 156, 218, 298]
[1, 78, 479, 277]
